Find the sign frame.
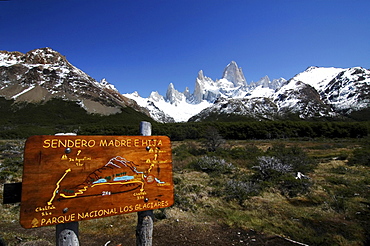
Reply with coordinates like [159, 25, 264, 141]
[20, 135, 174, 229]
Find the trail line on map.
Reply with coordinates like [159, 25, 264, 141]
[48, 168, 71, 205]
[59, 179, 145, 198]
[57, 186, 141, 201]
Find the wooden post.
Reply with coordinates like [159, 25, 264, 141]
[56, 222, 79, 246]
[140, 121, 152, 137]
[136, 121, 154, 246]
[55, 133, 79, 246]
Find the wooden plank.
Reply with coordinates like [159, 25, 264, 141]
[137, 121, 154, 246]
[20, 135, 174, 229]
[3, 182, 22, 204]
[136, 210, 153, 246]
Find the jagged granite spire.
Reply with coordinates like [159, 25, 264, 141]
[193, 70, 219, 104]
[165, 83, 185, 105]
[193, 70, 206, 103]
[222, 61, 247, 87]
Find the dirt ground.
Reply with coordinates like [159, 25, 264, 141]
[151, 221, 301, 246]
[1, 219, 303, 246]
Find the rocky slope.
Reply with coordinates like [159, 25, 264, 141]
[1, 48, 369, 122]
[126, 62, 370, 122]
[0, 48, 147, 115]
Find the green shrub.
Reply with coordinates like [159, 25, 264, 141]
[348, 147, 370, 166]
[336, 151, 349, 160]
[330, 165, 349, 174]
[215, 145, 263, 165]
[279, 175, 312, 198]
[266, 144, 317, 173]
[173, 143, 203, 161]
[223, 179, 260, 204]
[325, 176, 350, 186]
[252, 156, 293, 181]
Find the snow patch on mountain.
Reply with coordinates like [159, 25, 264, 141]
[0, 48, 147, 116]
[189, 65, 369, 122]
[124, 90, 212, 122]
[11, 85, 35, 99]
[125, 61, 251, 122]
[2, 48, 369, 122]
[290, 66, 345, 91]
[321, 67, 370, 113]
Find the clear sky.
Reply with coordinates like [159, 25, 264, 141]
[1, 0, 369, 97]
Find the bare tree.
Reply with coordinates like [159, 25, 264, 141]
[202, 127, 225, 152]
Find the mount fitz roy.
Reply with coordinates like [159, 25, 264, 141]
[1, 48, 369, 123]
[125, 62, 370, 122]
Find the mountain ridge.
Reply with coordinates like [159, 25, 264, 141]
[126, 63, 370, 122]
[1, 48, 369, 123]
[0, 47, 148, 116]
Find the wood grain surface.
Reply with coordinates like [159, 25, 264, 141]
[20, 135, 174, 229]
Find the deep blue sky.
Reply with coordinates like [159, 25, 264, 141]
[1, 0, 369, 97]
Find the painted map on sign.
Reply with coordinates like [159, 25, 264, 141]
[20, 136, 174, 229]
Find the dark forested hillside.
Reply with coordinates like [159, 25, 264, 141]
[153, 121, 370, 141]
[0, 98, 153, 138]
[0, 97, 369, 140]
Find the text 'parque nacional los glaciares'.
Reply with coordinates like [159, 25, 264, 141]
[20, 135, 174, 229]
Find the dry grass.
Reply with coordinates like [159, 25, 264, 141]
[1, 138, 369, 245]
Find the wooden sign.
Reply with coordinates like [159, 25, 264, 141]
[20, 135, 174, 229]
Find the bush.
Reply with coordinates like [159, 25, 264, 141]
[253, 156, 293, 181]
[250, 155, 313, 198]
[215, 145, 263, 165]
[266, 144, 317, 173]
[173, 142, 204, 160]
[348, 147, 370, 166]
[223, 179, 260, 204]
[190, 156, 235, 174]
[279, 175, 312, 198]
[202, 127, 225, 152]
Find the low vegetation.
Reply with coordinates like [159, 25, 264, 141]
[1, 136, 370, 245]
[1, 97, 369, 140]
[171, 137, 370, 245]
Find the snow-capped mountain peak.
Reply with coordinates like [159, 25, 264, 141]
[149, 91, 164, 102]
[190, 65, 369, 122]
[2, 47, 368, 123]
[125, 62, 369, 122]
[222, 61, 247, 87]
[290, 66, 345, 91]
[0, 48, 146, 115]
[165, 83, 185, 105]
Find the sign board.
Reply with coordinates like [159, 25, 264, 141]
[20, 135, 174, 229]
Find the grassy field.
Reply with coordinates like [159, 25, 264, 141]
[1, 138, 369, 245]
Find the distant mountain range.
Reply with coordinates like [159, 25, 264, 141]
[125, 61, 370, 122]
[1, 48, 369, 123]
